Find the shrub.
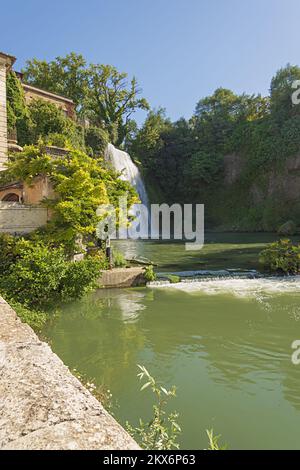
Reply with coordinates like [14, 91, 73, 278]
[0, 236, 102, 309]
[112, 249, 127, 268]
[85, 126, 109, 157]
[166, 274, 180, 284]
[45, 133, 70, 148]
[259, 239, 300, 274]
[59, 257, 101, 299]
[126, 365, 226, 451]
[143, 265, 157, 282]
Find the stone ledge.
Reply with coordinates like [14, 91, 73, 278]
[99, 267, 145, 288]
[0, 298, 139, 450]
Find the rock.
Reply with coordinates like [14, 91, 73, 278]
[277, 220, 297, 236]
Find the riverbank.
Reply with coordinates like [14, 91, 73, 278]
[0, 296, 139, 450]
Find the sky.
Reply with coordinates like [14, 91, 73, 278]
[1, 0, 300, 124]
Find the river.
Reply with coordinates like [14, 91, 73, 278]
[42, 233, 300, 449]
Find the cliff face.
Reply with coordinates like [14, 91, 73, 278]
[216, 154, 300, 231]
[224, 153, 300, 202]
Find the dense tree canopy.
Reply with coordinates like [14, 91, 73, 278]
[129, 64, 300, 229]
[22, 53, 149, 145]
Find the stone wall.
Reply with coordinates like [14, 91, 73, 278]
[99, 267, 146, 288]
[0, 203, 50, 233]
[0, 297, 139, 450]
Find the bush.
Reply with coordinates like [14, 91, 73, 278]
[259, 239, 300, 274]
[59, 257, 101, 299]
[21, 99, 85, 150]
[85, 126, 109, 157]
[143, 265, 157, 282]
[0, 235, 102, 309]
[45, 133, 69, 148]
[112, 249, 127, 267]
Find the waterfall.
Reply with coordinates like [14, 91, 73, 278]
[105, 143, 149, 237]
[105, 144, 149, 206]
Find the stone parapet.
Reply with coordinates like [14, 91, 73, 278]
[0, 297, 139, 450]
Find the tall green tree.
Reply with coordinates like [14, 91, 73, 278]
[22, 54, 149, 145]
[84, 64, 149, 145]
[22, 53, 87, 107]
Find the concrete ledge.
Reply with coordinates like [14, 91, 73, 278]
[99, 267, 145, 288]
[0, 297, 139, 450]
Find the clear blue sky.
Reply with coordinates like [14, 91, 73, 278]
[1, 0, 300, 123]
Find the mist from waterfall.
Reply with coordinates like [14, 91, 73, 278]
[105, 143, 149, 238]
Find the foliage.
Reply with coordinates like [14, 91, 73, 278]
[1, 143, 138, 249]
[184, 150, 223, 187]
[270, 64, 300, 123]
[8, 300, 48, 331]
[84, 64, 149, 145]
[6, 71, 31, 144]
[72, 369, 114, 414]
[128, 108, 171, 168]
[44, 133, 70, 148]
[20, 99, 85, 149]
[23, 53, 87, 107]
[259, 239, 300, 274]
[143, 265, 157, 282]
[166, 274, 180, 284]
[84, 125, 109, 157]
[129, 64, 300, 230]
[112, 249, 127, 268]
[22, 53, 149, 145]
[0, 235, 102, 309]
[126, 365, 181, 450]
[206, 429, 227, 450]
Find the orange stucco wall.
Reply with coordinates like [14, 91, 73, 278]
[0, 176, 55, 205]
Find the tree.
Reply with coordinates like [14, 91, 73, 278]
[22, 53, 87, 107]
[270, 64, 300, 122]
[128, 108, 171, 169]
[84, 64, 149, 145]
[22, 53, 149, 145]
[20, 99, 84, 149]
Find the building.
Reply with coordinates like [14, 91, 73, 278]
[0, 52, 16, 171]
[0, 51, 74, 234]
[17, 71, 75, 119]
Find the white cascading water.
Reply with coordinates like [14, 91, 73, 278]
[105, 143, 149, 237]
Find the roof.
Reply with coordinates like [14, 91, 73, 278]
[0, 181, 23, 191]
[0, 51, 16, 67]
[22, 83, 75, 105]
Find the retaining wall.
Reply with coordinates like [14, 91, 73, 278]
[0, 297, 139, 450]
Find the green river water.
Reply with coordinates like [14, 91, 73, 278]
[43, 233, 300, 449]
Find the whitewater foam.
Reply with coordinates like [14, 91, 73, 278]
[149, 276, 300, 298]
